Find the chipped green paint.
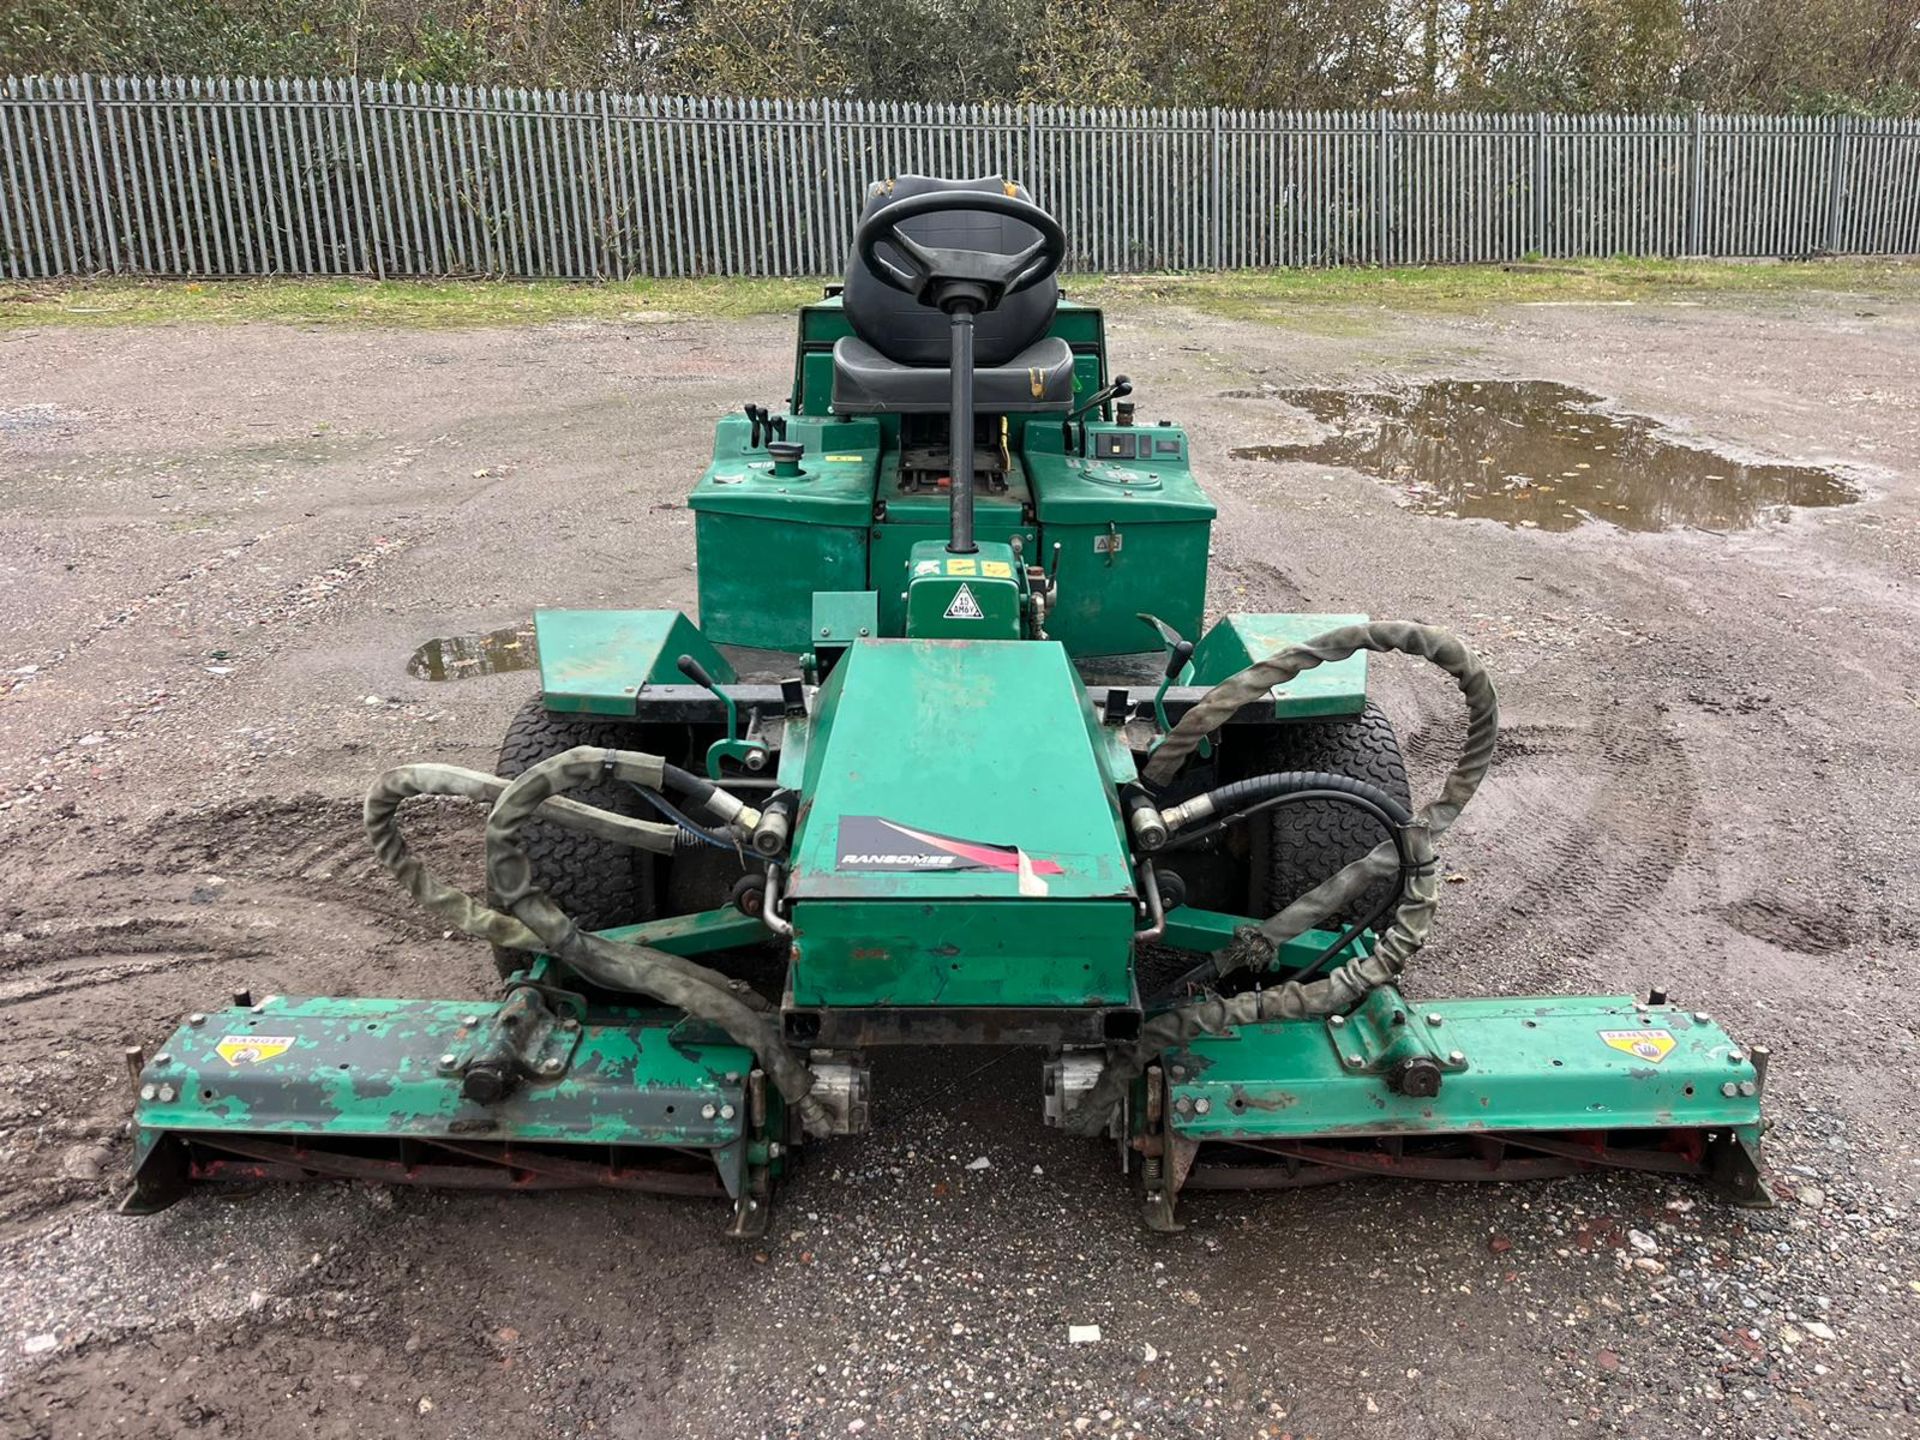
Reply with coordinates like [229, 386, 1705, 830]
[1164, 988, 1763, 1143]
[133, 996, 754, 1153]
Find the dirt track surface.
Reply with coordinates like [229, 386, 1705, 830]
[2, 288, 1918, 1439]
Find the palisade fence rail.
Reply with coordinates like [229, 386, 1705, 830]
[3, 75, 1919, 280]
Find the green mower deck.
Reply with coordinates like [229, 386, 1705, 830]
[127, 172, 1771, 1231]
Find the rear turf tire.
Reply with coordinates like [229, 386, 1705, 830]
[1245, 700, 1412, 924]
[491, 694, 657, 977]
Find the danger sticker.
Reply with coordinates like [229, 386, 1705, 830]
[1600, 1029, 1676, 1063]
[836, 816, 1064, 877]
[823, 453, 864, 462]
[216, 1035, 294, 1066]
[944, 557, 977, 576]
[981, 560, 1013, 578]
[943, 583, 984, 621]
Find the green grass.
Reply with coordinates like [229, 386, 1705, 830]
[1081, 256, 1920, 323]
[0, 274, 819, 327]
[3, 257, 1916, 330]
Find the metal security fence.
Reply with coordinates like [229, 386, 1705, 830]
[3, 75, 1919, 280]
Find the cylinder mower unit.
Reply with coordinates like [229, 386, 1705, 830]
[125, 176, 1770, 1233]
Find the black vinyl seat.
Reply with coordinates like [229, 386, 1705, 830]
[831, 174, 1076, 415]
[832, 334, 1074, 414]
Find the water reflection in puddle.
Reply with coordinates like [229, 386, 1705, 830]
[1229, 380, 1857, 531]
[406, 624, 537, 681]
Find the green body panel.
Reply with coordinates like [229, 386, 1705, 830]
[905, 539, 1025, 639]
[789, 899, 1136, 1007]
[535, 609, 735, 716]
[688, 413, 882, 649]
[1165, 988, 1764, 1143]
[1023, 423, 1216, 656]
[787, 638, 1135, 1006]
[811, 590, 880, 648]
[870, 472, 1035, 637]
[1187, 613, 1371, 718]
[131, 997, 755, 1191]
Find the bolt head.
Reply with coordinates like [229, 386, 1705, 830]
[1425, 1012, 1444, 1027]
[1448, 1050, 1466, 1065]
[1692, 1011, 1711, 1023]
[187, 1013, 206, 1026]
[462, 1014, 481, 1027]
[1173, 1096, 1192, 1114]
[1721, 1081, 1740, 1098]
[156, 1084, 176, 1103]
[139, 1083, 156, 1102]
[1344, 1055, 1364, 1068]
[701, 1103, 718, 1120]
[1738, 1080, 1757, 1097]
[438, 1052, 457, 1069]
[153, 1053, 171, 1066]
[719, 1103, 737, 1120]
[1329, 1014, 1347, 1028]
[1193, 1097, 1211, 1115]
[1729, 1050, 1746, 1064]
[724, 1071, 741, 1083]
[539, 1057, 563, 1075]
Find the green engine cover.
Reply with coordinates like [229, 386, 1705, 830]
[786, 638, 1136, 1007]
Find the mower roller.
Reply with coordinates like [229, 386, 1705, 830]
[125, 177, 1770, 1232]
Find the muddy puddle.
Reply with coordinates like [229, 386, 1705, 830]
[1229, 380, 1857, 531]
[405, 623, 537, 680]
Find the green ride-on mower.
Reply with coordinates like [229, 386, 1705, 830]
[124, 177, 1770, 1233]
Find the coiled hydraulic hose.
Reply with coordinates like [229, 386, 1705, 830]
[364, 750, 830, 1134]
[1147, 771, 1416, 1003]
[1063, 619, 1498, 1136]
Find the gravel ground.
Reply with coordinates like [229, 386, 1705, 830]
[0, 284, 1917, 1439]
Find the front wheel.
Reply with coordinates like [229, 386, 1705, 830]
[1244, 699, 1412, 925]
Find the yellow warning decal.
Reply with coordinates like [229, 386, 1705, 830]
[945, 558, 977, 576]
[823, 453, 864, 462]
[981, 560, 1013, 578]
[1600, 1029, 1675, 1063]
[216, 1035, 294, 1066]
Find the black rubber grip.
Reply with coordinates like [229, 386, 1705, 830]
[676, 653, 719, 691]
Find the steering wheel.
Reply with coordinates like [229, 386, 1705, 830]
[855, 189, 1068, 313]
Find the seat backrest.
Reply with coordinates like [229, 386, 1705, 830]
[842, 175, 1060, 368]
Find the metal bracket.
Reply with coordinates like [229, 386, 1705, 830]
[438, 987, 583, 1101]
[1325, 990, 1470, 1096]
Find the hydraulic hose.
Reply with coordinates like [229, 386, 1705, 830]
[484, 747, 828, 1133]
[1063, 620, 1498, 1136]
[365, 754, 831, 1134]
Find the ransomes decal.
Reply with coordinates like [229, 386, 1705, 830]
[836, 816, 1064, 876]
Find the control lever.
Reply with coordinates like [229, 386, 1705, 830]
[1061, 376, 1133, 457]
[1069, 374, 1132, 422]
[677, 654, 767, 779]
[1138, 614, 1209, 758]
[743, 403, 765, 448]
